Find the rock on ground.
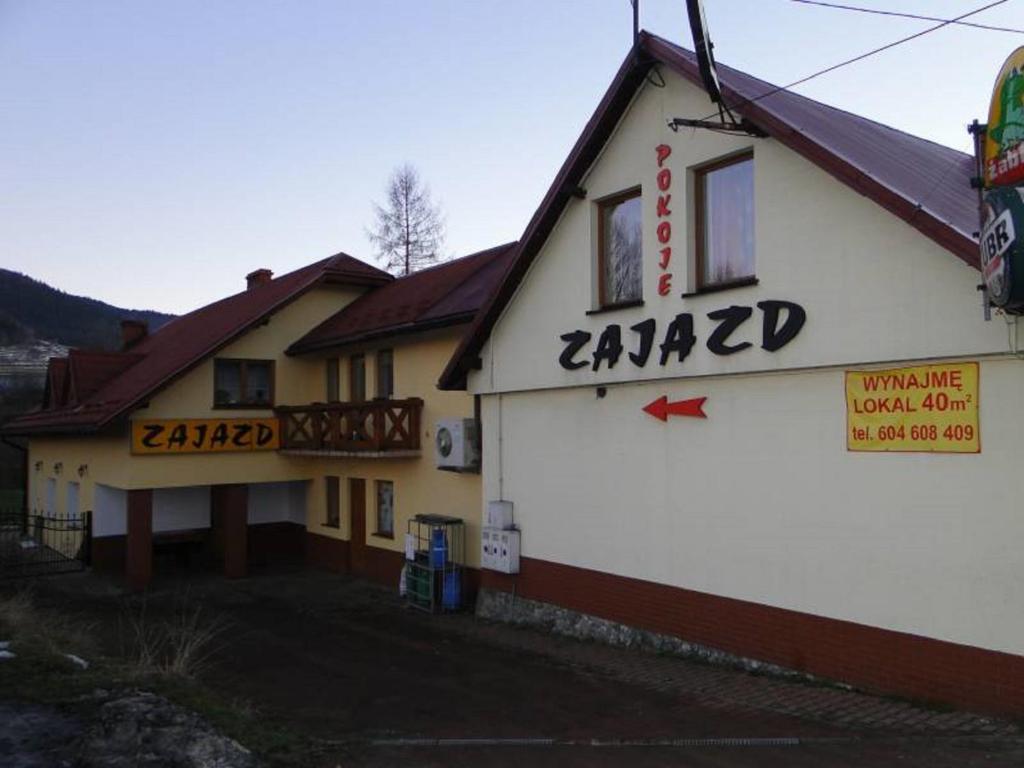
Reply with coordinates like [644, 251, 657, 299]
[0, 702, 83, 768]
[76, 691, 257, 768]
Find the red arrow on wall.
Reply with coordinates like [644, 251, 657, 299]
[642, 395, 707, 421]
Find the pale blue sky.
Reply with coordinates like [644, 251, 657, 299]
[2, 0, 1022, 314]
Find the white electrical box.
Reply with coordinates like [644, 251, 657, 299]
[481, 526, 520, 574]
[486, 500, 514, 529]
[435, 418, 480, 471]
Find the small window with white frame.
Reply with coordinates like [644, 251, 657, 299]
[375, 480, 394, 537]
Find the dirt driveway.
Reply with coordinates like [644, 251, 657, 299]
[26, 568, 1024, 767]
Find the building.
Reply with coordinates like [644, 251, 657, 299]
[5, 243, 515, 590]
[440, 33, 1024, 716]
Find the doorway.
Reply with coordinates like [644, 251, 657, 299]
[349, 478, 366, 575]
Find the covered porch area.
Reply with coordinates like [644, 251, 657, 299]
[91, 480, 309, 590]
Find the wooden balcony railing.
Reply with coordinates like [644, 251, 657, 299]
[276, 398, 423, 454]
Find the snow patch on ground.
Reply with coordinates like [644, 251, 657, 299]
[65, 653, 89, 670]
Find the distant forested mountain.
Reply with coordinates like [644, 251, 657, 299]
[0, 268, 174, 350]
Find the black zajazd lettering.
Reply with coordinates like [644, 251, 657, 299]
[211, 423, 230, 448]
[758, 300, 806, 352]
[558, 331, 592, 370]
[191, 423, 208, 448]
[166, 424, 189, 448]
[659, 313, 696, 366]
[591, 325, 623, 371]
[629, 318, 656, 367]
[231, 423, 252, 447]
[141, 424, 165, 448]
[255, 423, 275, 446]
[555, 300, 806, 371]
[706, 305, 753, 355]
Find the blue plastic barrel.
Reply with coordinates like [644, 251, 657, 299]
[443, 570, 461, 609]
[430, 528, 447, 567]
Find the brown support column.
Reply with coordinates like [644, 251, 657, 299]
[126, 489, 153, 591]
[219, 484, 249, 579]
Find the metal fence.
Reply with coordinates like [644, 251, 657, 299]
[0, 508, 91, 579]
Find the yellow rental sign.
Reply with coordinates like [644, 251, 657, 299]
[845, 363, 979, 454]
[131, 418, 280, 455]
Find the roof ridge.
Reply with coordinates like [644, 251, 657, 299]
[644, 32, 970, 160]
[322, 251, 393, 278]
[145, 255, 335, 337]
[387, 242, 517, 280]
[67, 348, 144, 359]
[418, 242, 518, 316]
[286, 242, 519, 356]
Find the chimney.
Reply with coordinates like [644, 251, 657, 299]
[246, 268, 273, 291]
[121, 319, 148, 350]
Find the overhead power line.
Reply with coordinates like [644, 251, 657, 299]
[790, 0, 1024, 35]
[684, 0, 1009, 125]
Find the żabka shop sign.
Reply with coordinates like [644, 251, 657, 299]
[980, 47, 1024, 313]
[984, 47, 1024, 188]
[131, 418, 280, 455]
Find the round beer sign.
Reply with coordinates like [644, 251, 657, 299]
[981, 185, 1024, 311]
[984, 47, 1024, 188]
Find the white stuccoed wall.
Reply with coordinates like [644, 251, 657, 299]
[481, 359, 1024, 657]
[92, 481, 308, 536]
[472, 70, 1007, 396]
[93, 484, 126, 537]
[247, 481, 307, 526]
[469, 67, 1024, 658]
[153, 486, 210, 533]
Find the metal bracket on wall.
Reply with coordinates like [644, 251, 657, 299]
[667, 117, 767, 138]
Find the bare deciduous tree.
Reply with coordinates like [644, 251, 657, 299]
[366, 164, 445, 276]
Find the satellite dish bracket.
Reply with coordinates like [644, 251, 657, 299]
[667, 116, 767, 138]
[679, 0, 764, 137]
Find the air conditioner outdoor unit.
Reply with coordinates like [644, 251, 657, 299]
[435, 418, 479, 471]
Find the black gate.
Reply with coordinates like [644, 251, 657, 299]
[0, 509, 91, 579]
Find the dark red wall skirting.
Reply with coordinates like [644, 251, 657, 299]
[212, 484, 248, 579]
[248, 522, 305, 565]
[305, 532, 350, 573]
[125, 489, 153, 591]
[360, 543, 404, 587]
[480, 556, 1024, 718]
[91, 535, 126, 575]
[359, 543, 481, 603]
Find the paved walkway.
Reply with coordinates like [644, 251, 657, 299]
[460, 615, 1017, 736]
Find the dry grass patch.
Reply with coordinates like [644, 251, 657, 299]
[120, 591, 229, 678]
[0, 585, 96, 662]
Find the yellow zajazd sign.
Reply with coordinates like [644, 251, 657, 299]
[131, 418, 280, 455]
[845, 363, 979, 454]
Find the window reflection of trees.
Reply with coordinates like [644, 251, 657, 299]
[605, 196, 642, 304]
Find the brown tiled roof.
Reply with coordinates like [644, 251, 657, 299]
[4, 253, 390, 435]
[439, 31, 979, 390]
[65, 350, 144, 404]
[288, 242, 518, 355]
[42, 357, 69, 410]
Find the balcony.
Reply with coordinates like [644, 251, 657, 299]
[276, 398, 423, 458]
